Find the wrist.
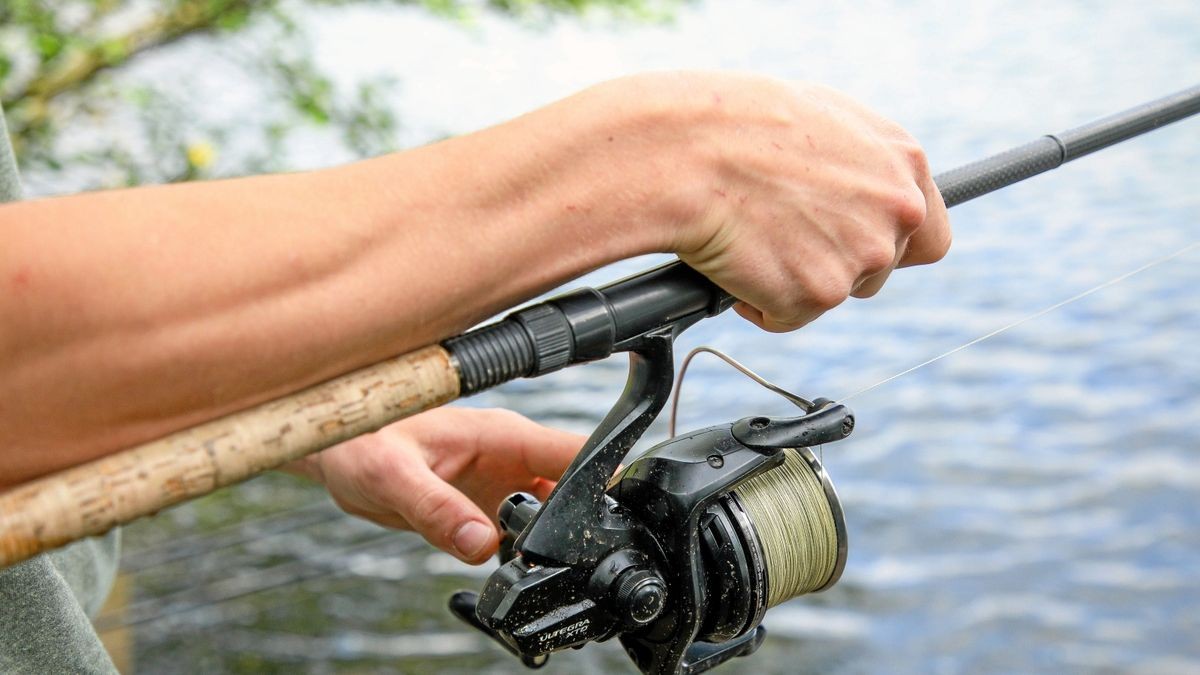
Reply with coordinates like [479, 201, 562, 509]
[566, 73, 742, 257]
[475, 74, 714, 261]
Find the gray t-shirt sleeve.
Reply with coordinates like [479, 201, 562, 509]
[0, 535, 122, 674]
[0, 102, 121, 674]
[0, 101, 22, 204]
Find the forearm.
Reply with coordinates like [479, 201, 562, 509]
[0, 84, 674, 488]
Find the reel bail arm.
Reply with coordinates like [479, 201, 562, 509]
[731, 400, 855, 451]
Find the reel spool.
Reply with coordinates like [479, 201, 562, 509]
[732, 446, 847, 603]
[694, 446, 847, 643]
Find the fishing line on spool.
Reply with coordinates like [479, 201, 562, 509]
[730, 447, 844, 605]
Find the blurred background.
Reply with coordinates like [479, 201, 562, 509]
[3, 0, 1199, 673]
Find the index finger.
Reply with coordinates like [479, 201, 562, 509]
[501, 415, 588, 480]
[899, 168, 951, 267]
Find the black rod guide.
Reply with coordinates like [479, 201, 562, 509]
[443, 84, 1200, 394]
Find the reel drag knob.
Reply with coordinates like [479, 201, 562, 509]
[590, 549, 668, 630]
[614, 569, 667, 626]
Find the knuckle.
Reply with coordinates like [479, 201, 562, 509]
[758, 296, 809, 332]
[890, 187, 928, 233]
[763, 307, 806, 331]
[858, 236, 896, 276]
[902, 140, 932, 179]
[410, 484, 457, 532]
[906, 223, 953, 266]
[806, 270, 850, 312]
[482, 407, 525, 426]
[358, 438, 397, 486]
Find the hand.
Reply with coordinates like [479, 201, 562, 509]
[578, 72, 952, 332]
[288, 407, 586, 564]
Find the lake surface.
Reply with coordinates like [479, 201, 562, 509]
[107, 1, 1200, 673]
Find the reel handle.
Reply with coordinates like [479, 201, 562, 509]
[448, 591, 549, 669]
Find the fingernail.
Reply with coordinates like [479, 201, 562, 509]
[453, 521, 492, 559]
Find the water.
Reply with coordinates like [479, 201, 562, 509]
[107, 1, 1200, 673]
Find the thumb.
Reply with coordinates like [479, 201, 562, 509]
[378, 460, 499, 565]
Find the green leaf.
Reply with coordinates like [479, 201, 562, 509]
[35, 32, 64, 61]
[215, 6, 252, 31]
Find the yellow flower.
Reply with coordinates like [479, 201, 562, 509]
[185, 141, 216, 170]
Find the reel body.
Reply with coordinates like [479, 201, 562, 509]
[448, 328, 854, 674]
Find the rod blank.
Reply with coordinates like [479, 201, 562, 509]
[935, 84, 1200, 207]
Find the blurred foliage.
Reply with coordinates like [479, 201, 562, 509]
[0, 0, 677, 192]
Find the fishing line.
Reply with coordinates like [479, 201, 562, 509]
[121, 500, 343, 573]
[122, 242, 1195, 634]
[838, 240, 1200, 403]
[658, 240, 1197, 614]
[99, 531, 419, 631]
[669, 347, 812, 438]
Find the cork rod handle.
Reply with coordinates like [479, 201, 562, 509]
[0, 345, 461, 568]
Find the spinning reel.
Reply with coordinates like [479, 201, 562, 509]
[446, 289, 854, 674]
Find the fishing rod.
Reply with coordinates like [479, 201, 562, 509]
[2, 83, 1199, 673]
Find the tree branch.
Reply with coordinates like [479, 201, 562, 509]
[4, 0, 271, 136]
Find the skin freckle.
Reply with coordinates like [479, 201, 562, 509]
[10, 267, 31, 290]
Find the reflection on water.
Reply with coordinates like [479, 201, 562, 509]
[106, 1, 1200, 672]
